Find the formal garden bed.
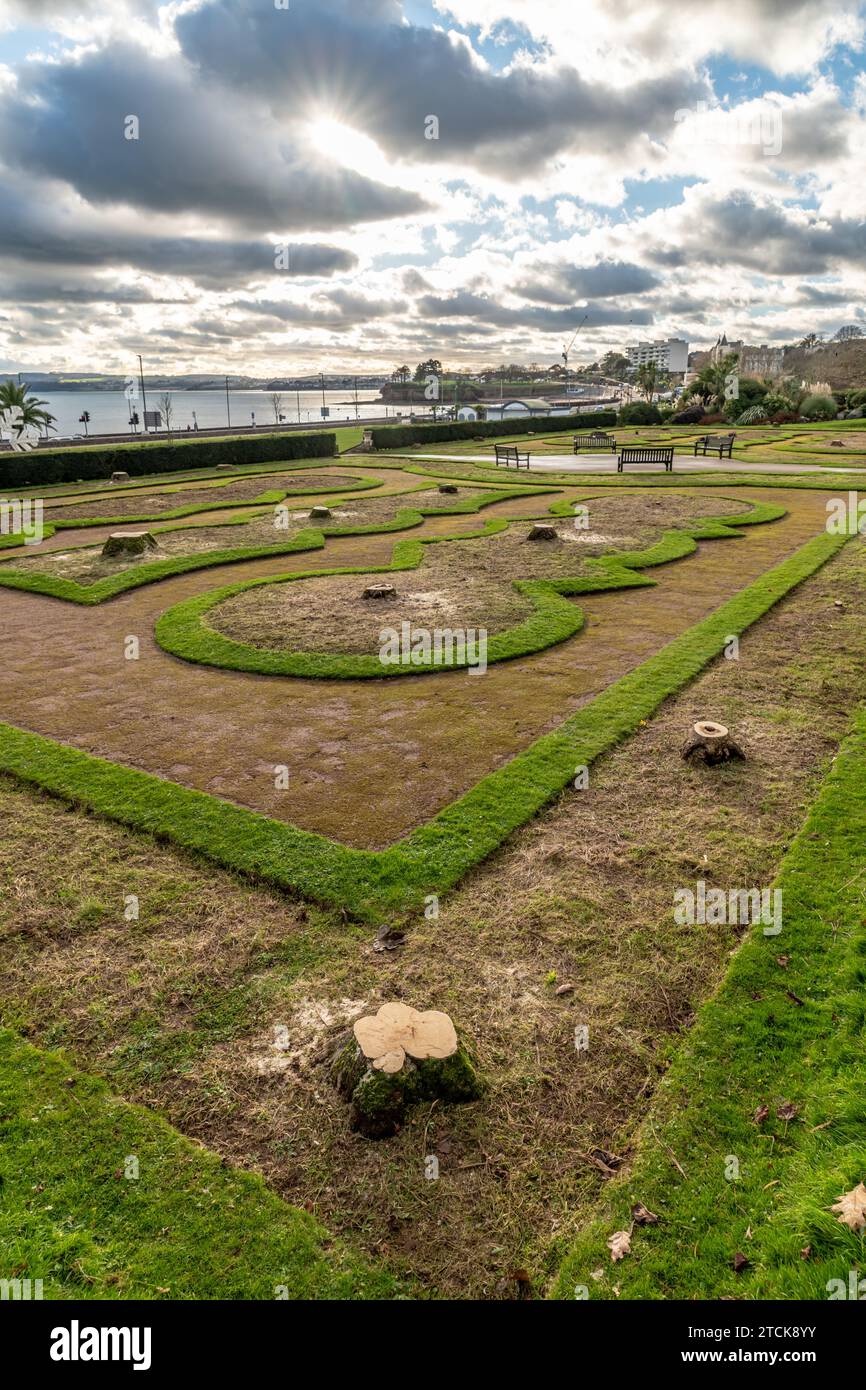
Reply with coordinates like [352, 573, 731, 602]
[204, 492, 754, 657]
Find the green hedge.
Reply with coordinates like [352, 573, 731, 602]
[369, 412, 616, 449]
[0, 431, 337, 489]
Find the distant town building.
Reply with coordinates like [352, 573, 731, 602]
[708, 333, 785, 378]
[627, 338, 689, 373]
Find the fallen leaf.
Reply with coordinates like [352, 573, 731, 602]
[830, 1182, 866, 1233]
[777, 1101, 800, 1123]
[631, 1202, 659, 1225]
[800, 1246, 812, 1261]
[776, 955, 790, 968]
[733, 1252, 750, 1273]
[607, 1230, 631, 1262]
[753, 1103, 770, 1125]
[554, 983, 576, 997]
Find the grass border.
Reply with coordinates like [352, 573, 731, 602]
[551, 693, 866, 1300]
[154, 500, 786, 679]
[0, 527, 847, 922]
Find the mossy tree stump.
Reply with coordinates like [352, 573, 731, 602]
[527, 523, 558, 541]
[110, 471, 130, 484]
[330, 1002, 484, 1138]
[682, 720, 746, 765]
[101, 531, 159, 559]
[309, 505, 332, 520]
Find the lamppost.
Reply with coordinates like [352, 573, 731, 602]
[137, 355, 149, 430]
[225, 376, 232, 428]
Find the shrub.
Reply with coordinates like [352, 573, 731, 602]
[672, 404, 705, 425]
[736, 404, 769, 425]
[367, 412, 616, 449]
[800, 394, 838, 421]
[762, 391, 795, 417]
[0, 431, 336, 489]
[617, 402, 662, 425]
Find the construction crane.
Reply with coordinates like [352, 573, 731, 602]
[561, 314, 589, 374]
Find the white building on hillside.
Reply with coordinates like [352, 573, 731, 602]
[627, 338, 689, 373]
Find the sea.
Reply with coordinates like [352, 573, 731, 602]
[28, 388, 393, 440]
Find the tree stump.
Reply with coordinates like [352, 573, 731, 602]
[682, 720, 746, 765]
[110, 471, 130, 484]
[362, 583, 397, 600]
[438, 484, 458, 494]
[216, 463, 235, 470]
[527, 523, 558, 541]
[330, 1003, 484, 1138]
[309, 505, 332, 520]
[101, 531, 158, 559]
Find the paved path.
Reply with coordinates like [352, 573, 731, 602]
[411, 452, 866, 476]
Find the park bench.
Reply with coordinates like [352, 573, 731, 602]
[617, 445, 675, 473]
[494, 443, 531, 469]
[694, 432, 735, 459]
[573, 432, 616, 453]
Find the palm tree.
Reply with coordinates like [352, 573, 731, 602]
[635, 361, 660, 402]
[0, 380, 55, 437]
[687, 352, 740, 411]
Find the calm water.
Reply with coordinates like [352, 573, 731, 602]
[31, 388, 393, 439]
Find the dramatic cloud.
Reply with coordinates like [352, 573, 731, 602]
[0, 0, 864, 373]
[0, 44, 427, 230]
[175, 0, 709, 170]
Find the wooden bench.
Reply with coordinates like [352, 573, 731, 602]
[494, 443, 531, 469]
[694, 433, 735, 459]
[573, 432, 616, 453]
[617, 445, 675, 473]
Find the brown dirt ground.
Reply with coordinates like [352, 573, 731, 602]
[209, 493, 752, 655]
[1, 536, 864, 1297]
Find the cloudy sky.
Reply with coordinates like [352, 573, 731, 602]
[0, 0, 864, 375]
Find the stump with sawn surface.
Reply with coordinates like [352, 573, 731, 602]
[682, 720, 746, 765]
[101, 531, 159, 559]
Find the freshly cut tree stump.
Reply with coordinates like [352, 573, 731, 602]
[682, 720, 746, 765]
[438, 484, 458, 494]
[110, 471, 130, 484]
[527, 523, 558, 541]
[216, 464, 235, 470]
[309, 505, 332, 520]
[362, 583, 397, 600]
[330, 1002, 484, 1138]
[101, 531, 158, 559]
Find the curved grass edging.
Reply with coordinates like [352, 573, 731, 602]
[0, 485, 552, 604]
[0, 1029, 402, 1300]
[551, 693, 866, 1302]
[0, 529, 847, 923]
[0, 473, 384, 551]
[154, 501, 786, 679]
